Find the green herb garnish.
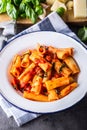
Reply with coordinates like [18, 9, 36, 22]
[78, 26, 87, 42]
[56, 7, 65, 17]
[59, 63, 66, 73]
[0, 0, 45, 23]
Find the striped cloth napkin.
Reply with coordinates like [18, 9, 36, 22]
[0, 12, 87, 127]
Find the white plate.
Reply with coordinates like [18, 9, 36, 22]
[0, 31, 87, 113]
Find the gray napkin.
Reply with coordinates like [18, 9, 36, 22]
[0, 20, 16, 50]
[0, 12, 87, 127]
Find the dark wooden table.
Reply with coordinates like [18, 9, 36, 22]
[0, 23, 87, 130]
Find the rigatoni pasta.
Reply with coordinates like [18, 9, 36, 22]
[10, 55, 22, 78]
[56, 48, 73, 60]
[53, 59, 72, 77]
[9, 44, 80, 102]
[45, 76, 74, 91]
[29, 50, 52, 72]
[21, 53, 30, 68]
[64, 56, 80, 74]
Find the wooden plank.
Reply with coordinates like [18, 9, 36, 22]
[0, 13, 33, 24]
[0, 11, 87, 25]
[63, 10, 87, 25]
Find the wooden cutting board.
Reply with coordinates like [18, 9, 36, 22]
[0, 10, 87, 25]
[0, 13, 33, 24]
[63, 10, 87, 25]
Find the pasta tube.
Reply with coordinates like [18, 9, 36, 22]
[37, 44, 47, 55]
[10, 55, 22, 77]
[31, 75, 43, 94]
[18, 63, 36, 87]
[23, 91, 48, 102]
[18, 63, 35, 81]
[45, 76, 74, 91]
[60, 82, 78, 98]
[10, 67, 20, 78]
[64, 56, 80, 74]
[54, 59, 72, 77]
[30, 51, 52, 72]
[48, 89, 59, 101]
[13, 55, 21, 67]
[56, 48, 73, 59]
[21, 54, 30, 68]
[48, 46, 57, 53]
[43, 69, 52, 82]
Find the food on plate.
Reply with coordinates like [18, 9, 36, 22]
[8, 44, 80, 102]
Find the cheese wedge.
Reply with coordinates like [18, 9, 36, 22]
[51, 0, 67, 11]
[73, 0, 87, 18]
[58, 0, 68, 3]
[46, 0, 55, 5]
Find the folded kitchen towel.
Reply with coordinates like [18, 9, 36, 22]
[0, 12, 87, 127]
[0, 20, 16, 50]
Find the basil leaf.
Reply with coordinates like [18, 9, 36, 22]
[35, 0, 40, 5]
[35, 5, 43, 15]
[56, 7, 65, 16]
[25, 5, 37, 23]
[40, 0, 46, 2]
[19, 2, 26, 13]
[7, 0, 11, 2]
[23, 0, 31, 3]
[13, 0, 22, 6]
[0, 0, 45, 22]
[0, 0, 7, 13]
[20, 13, 26, 18]
[30, 8, 37, 23]
[6, 3, 18, 20]
[78, 26, 87, 42]
[59, 63, 66, 73]
[25, 5, 31, 18]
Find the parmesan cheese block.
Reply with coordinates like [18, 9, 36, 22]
[73, 0, 87, 18]
[46, 0, 55, 5]
[58, 0, 68, 3]
[51, 0, 67, 11]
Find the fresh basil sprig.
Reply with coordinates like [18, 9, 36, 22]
[78, 26, 87, 42]
[13, 0, 22, 7]
[0, 0, 7, 13]
[6, 3, 18, 20]
[0, 0, 45, 23]
[56, 7, 65, 17]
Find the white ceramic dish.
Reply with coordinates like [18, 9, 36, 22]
[0, 31, 87, 113]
